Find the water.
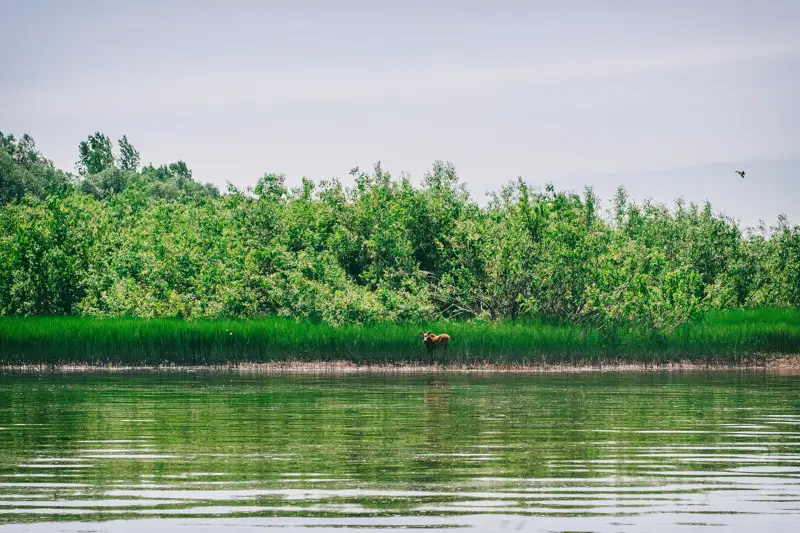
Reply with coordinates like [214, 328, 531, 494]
[0, 371, 799, 532]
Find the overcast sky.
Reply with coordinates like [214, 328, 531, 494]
[1, 0, 798, 228]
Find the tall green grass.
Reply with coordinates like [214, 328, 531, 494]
[0, 308, 798, 367]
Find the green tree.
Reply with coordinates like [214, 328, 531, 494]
[77, 132, 115, 175]
[0, 132, 71, 205]
[118, 135, 140, 171]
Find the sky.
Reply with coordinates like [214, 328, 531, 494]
[1, 0, 798, 228]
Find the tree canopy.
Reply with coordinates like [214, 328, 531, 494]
[1, 131, 798, 331]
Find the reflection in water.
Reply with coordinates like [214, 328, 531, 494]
[423, 377, 450, 410]
[0, 371, 798, 532]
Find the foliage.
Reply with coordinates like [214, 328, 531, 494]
[0, 132, 70, 205]
[117, 135, 140, 172]
[1, 131, 799, 334]
[77, 132, 115, 175]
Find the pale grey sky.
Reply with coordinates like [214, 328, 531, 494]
[1, 0, 798, 227]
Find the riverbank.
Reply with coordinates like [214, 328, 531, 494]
[1, 308, 798, 367]
[3, 355, 800, 374]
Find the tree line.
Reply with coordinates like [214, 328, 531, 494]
[1, 131, 798, 331]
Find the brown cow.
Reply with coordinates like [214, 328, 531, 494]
[420, 331, 450, 353]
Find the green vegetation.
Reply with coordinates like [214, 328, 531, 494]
[1, 308, 798, 366]
[1, 130, 799, 349]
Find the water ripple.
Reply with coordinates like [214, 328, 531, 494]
[0, 372, 799, 532]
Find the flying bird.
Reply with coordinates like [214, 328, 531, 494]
[735, 170, 745, 179]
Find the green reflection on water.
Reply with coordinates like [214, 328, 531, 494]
[0, 371, 799, 531]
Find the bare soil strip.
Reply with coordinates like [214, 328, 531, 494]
[3, 356, 799, 374]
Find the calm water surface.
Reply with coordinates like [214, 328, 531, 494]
[0, 371, 799, 532]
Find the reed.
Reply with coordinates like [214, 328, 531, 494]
[0, 309, 798, 367]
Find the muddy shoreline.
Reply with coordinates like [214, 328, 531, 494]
[2, 355, 800, 374]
